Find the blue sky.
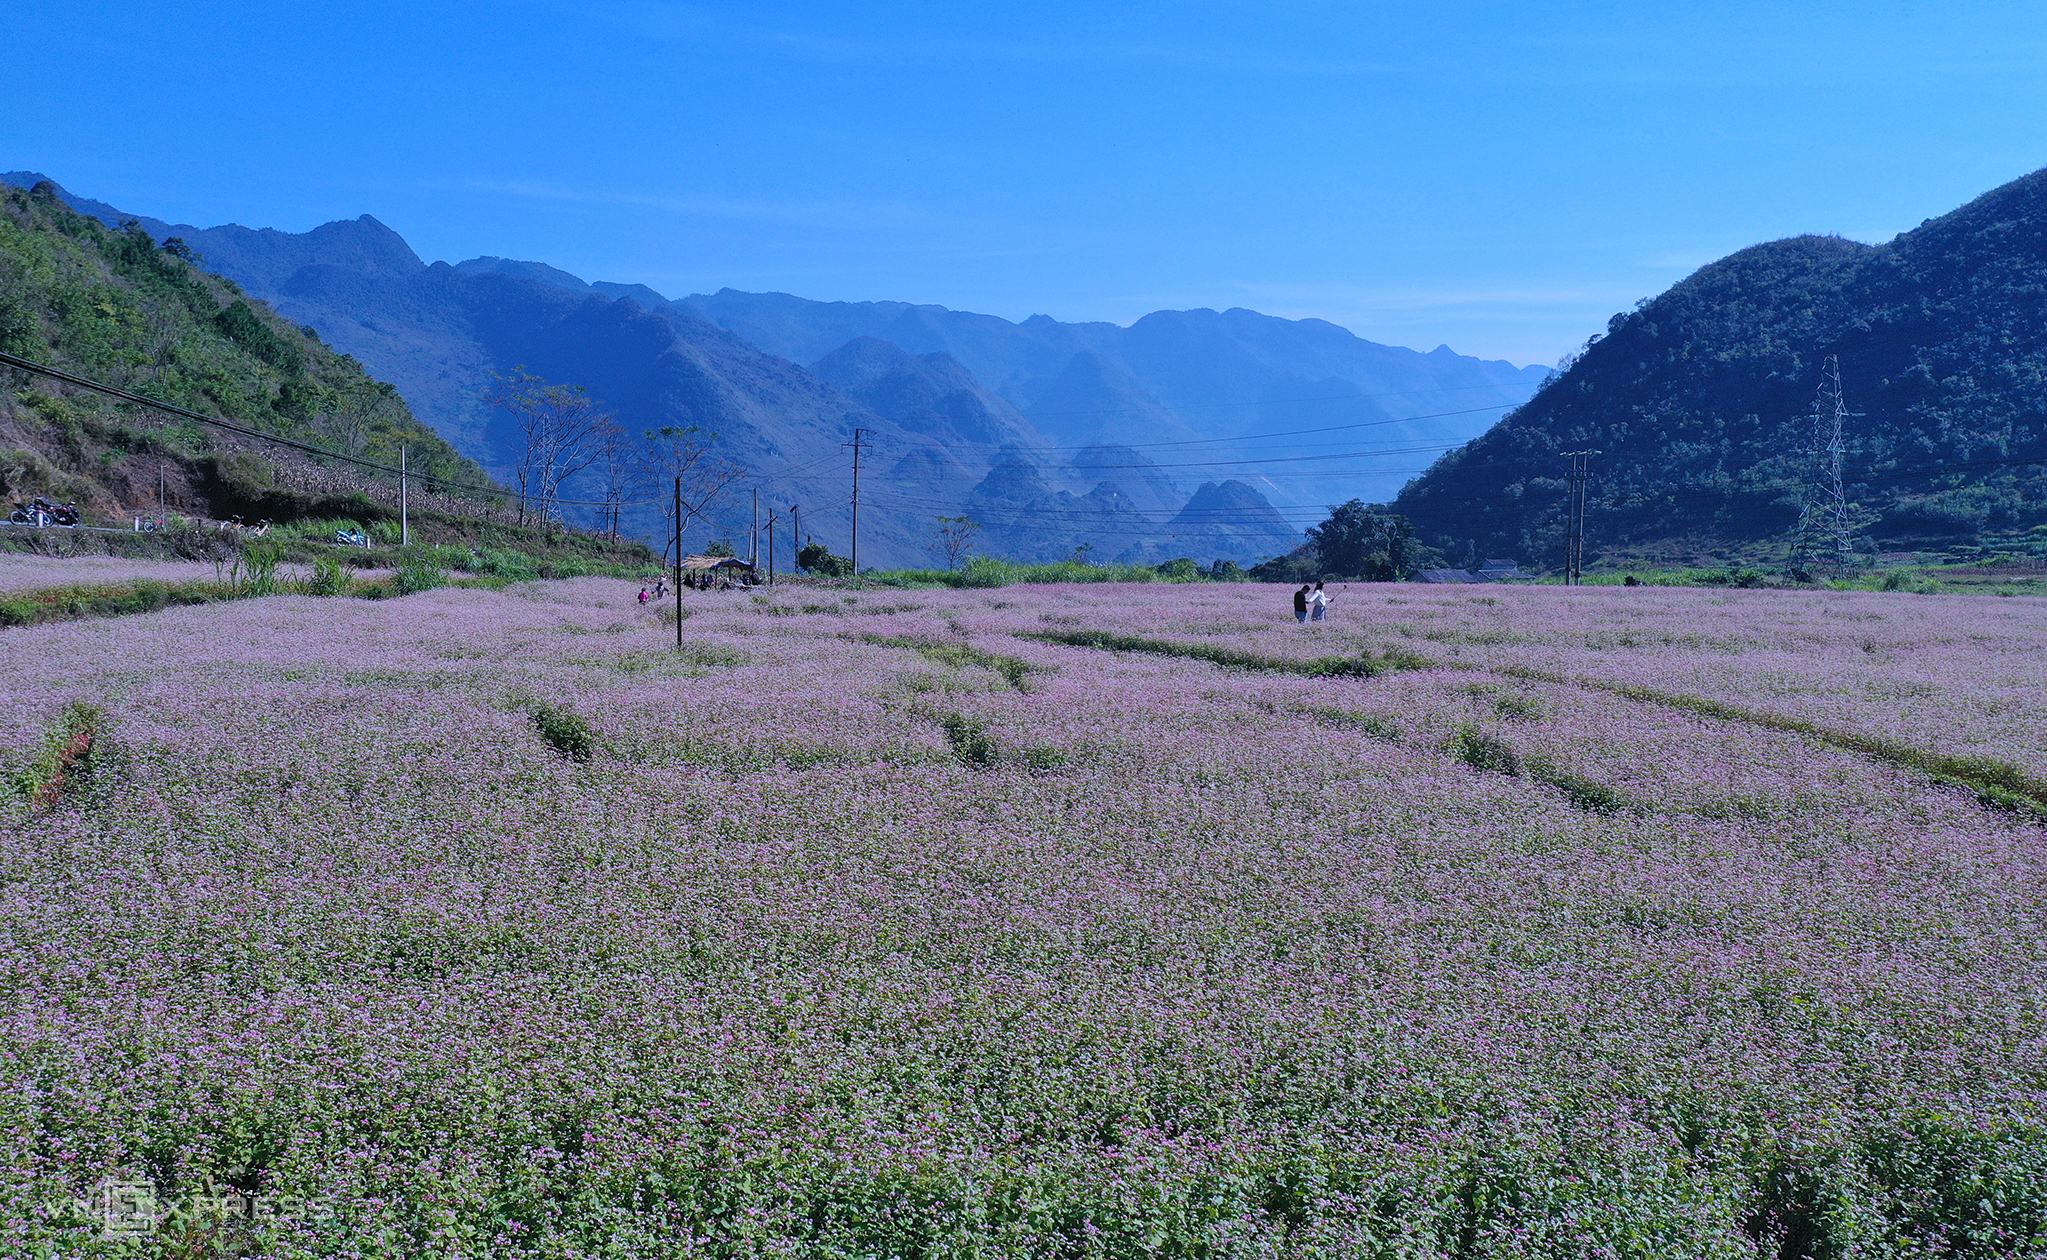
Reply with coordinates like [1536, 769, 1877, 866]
[8, 1, 2047, 365]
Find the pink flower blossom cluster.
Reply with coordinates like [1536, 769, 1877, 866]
[1, 579, 2042, 1256]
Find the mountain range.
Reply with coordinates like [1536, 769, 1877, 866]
[4, 170, 1544, 568]
[1395, 167, 2047, 571]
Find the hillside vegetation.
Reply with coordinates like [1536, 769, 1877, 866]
[0, 180, 482, 527]
[1395, 167, 2047, 570]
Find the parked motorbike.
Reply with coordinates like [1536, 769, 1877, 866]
[8, 498, 76, 527]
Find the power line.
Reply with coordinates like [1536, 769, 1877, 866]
[0, 349, 674, 509]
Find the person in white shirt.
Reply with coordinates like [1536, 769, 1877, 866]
[1309, 581, 1333, 621]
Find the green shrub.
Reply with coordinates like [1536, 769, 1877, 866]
[939, 714, 998, 767]
[528, 702, 596, 762]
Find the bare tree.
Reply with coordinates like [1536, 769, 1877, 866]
[932, 514, 980, 571]
[593, 415, 636, 538]
[646, 424, 744, 562]
[484, 367, 611, 527]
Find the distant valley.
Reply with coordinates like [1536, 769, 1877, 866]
[4, 171, 1543, 568]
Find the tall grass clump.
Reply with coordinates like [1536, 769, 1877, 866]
[527, 701, 596, 762]
[231, 537, 284, 596]
[393, 552, 445, 596]
[304, 556, 352, 597]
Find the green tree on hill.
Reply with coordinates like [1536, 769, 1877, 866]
[1306, 501, 1436, 580]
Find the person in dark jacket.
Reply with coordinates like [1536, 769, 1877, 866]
[1293, 584, 1311, 624]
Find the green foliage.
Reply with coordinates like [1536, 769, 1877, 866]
[797, 541, 853, 577]
[305, 556, 352, 597]
[1698, 567, 1768, 588]
[0, 289, 36, 354]
[861, 555, 1220, 588]
[0, 183, 489, 510]
[231, 537, 284, 595]
[527, 701, 596, 762]
[393, 553, 444, 596]
[703, 539, 736, 558]
[1296, 704, 1402, 741]
[213, 299, 305, 373]
[937, 713, 998, 767]
[1153, 557, 1203, 580]
[1302, 500, 1438, 580]
[1524, 754, 1631, 813]
[1448, 723, 1521, 775]
[6, 701, 105, 806]
[0, 579, 245, 627]
[866, 634, 1037, 690]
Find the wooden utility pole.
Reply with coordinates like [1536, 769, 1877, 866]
[683, 474, 691, 650]
[751, 487, 759, 567]
[791, 504, 801, 566]
[400, 443, 410, 548]
[766, 509, 779, 585]
[843, 428, 871, 574]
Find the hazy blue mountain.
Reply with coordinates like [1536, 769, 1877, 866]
[808, 336, 1037, 450]
[678, 287, 1548, 510]
[958, 451, 1159, 564]
[1164, 479, 1304, 563]
[1067, 444, 1182, 517]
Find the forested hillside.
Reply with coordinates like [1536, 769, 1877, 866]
[1395, 167, 2047, 570]
[0, 179, 483, 524]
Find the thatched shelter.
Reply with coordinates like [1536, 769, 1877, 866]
[680, 555, 758, 588]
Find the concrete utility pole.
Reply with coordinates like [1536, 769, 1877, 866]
[843, 428, 871, 574]
[751, 487, 759, 567]
[400, 443, 409, 548]
[791, 504, 801, 565]
[765, 509, 780, 585]
[1562, 450, 1598, 584]
[683, 474, 691, 650]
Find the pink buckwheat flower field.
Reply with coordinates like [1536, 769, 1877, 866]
[3, 577, 2044, 1257]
